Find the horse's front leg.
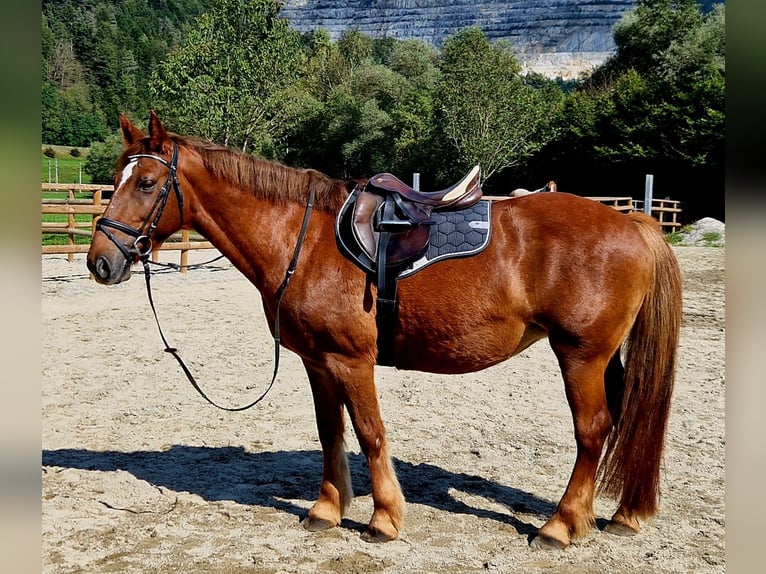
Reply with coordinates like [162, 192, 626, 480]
[301, 361, 353, 532]
[339, 358, 405, 542]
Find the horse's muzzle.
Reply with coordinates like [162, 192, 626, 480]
[86, 253, 133, 285]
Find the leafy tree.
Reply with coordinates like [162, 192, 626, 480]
[660, 2, 724, 85]
[337, 28, 374, 68]
[285, 33, 440, 180]
[42, 0, 218, 140]
[83, 131, 123, 184]
[610, 0, 704, 77]
[433, 27, 563, 183]
[42, 82, 64, 144]
[586, 0, 724, 171]
[372, 36, 398, 66]
[149, 0, 304, 156]
[299, 29, 350, 100]
[531, 0, 725, 220]
[388, 39, 439, 91]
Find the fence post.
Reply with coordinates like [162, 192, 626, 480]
[67, 187, 75, 262]
[644, 174, 654, 216]
[88, 189, 102, 280]
[180, 230, 190, 273]
[412, 173, 420, 192]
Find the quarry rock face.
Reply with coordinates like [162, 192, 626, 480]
[279, 0, 638, 79]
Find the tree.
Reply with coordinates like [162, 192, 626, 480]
[388, 39, 439, 91]
[286, 33, 439, 180]
[84, 131, 123, 184]
[533, 0, 725, 220]
[586, 1, 724, 170]
[610, 0, 704, 76]
[433, 27, 563, 183]
[42, 82, 63, 144]
[42, 0, 217, 141]
[299, 29, 350, 100]
[150, 0, 305, 156]
[337, 28, 374, 68]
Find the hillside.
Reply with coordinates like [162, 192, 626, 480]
[280, 0, 722, 79]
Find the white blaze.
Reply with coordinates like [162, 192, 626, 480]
[116, 160, 138, 192]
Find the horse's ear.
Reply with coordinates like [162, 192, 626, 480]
[147, 110, 172, 154]
[119, 113, 144, 147]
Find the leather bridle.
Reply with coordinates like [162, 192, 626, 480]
[93, 140, 316, 411]
[96, 141, 184, 265]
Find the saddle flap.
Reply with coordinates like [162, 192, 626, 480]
[351, 191, 431, 265]
[351, 191, 382, 260]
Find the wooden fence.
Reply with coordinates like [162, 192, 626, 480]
[42, 183, 215, 272]
[44, 185, 683, 271]
[631, 197, 683, 232]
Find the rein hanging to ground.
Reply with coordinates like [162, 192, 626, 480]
[142, 186, 315, 412]
[99, 144, 317, 411]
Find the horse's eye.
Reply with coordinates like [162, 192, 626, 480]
[138, 178, 157, 192]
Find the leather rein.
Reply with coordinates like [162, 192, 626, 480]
[95, 142, 316, 411]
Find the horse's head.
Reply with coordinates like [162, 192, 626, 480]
[87, 111, 187, 284]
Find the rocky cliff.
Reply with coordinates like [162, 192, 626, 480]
[279, 1, 719, 79]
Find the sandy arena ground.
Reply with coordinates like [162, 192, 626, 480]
[42, 246, 724, 573]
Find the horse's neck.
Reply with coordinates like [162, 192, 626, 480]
[191, 182, 322, 296]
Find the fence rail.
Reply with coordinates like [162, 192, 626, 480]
[42, 183, 214, 272]
[633, 198, 682, 232]
[44, 185, 683, 271]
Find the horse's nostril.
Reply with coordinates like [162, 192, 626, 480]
[95, 256, 111, 280]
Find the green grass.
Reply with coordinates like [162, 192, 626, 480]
[42, 145, 97, 244]
[665, 225, 724, 247]
[42, 234, 92, 246]
[41, 145, 91, 184]
[665, 224, 692, 245]
[42, 211, 95, 246]
[702, 231, 723, 246]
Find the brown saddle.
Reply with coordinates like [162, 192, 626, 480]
[350, 165, 482, 267]
[335, 165, 482, 366]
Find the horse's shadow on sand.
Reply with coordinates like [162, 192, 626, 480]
[42, 445, 560, 541]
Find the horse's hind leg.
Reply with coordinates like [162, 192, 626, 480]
[302, 362, 353, 532]
[532, 345, 614, 549]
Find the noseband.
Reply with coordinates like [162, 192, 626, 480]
[96, 141, 184, 264]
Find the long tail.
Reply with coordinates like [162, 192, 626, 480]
[598, 213, 683, 519]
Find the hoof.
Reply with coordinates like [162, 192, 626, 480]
[530, 533, 569, 550]
[605, 520, 640, 537]
[361, 526, 397, 543]
[301, 515, 337, 532]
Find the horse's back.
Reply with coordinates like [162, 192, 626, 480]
[394, 192, 655, 372]
[490, 192, 654, 302]
[496, 192, 642, 241]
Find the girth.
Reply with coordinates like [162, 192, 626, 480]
[335, 166, 482, 366]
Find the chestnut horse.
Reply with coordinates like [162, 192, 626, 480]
[87, 112, 682, 549]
